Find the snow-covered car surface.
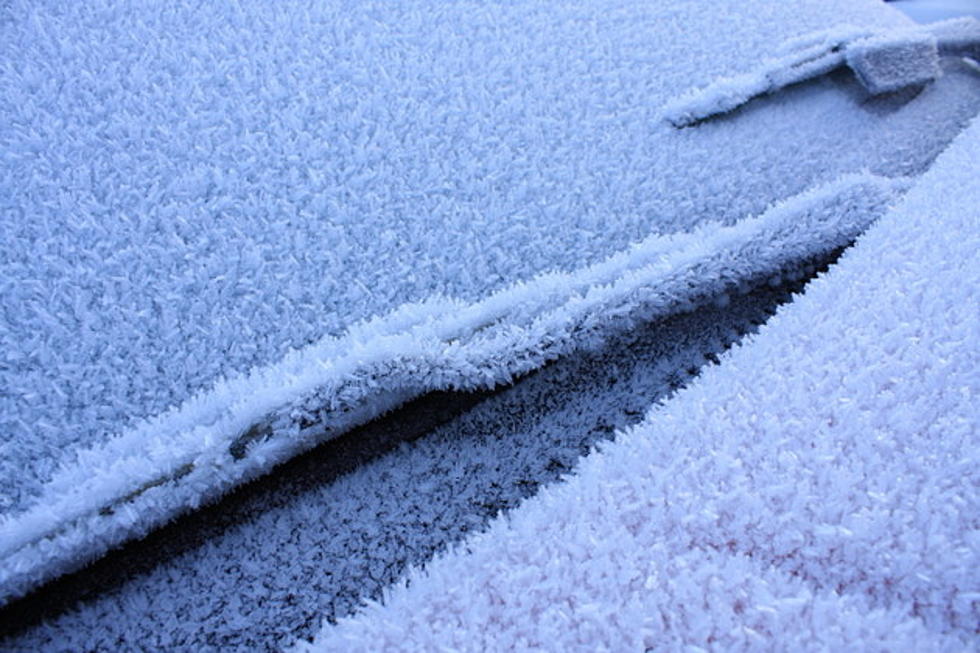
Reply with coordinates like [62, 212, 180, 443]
[0, 0, 978, 648]
[5, 0, 965, 517]
[308, 109, 980, 653]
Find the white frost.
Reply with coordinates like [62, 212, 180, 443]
[306, 115, 980, 651]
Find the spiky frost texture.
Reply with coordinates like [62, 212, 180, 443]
[306, 116, 980, 652]
[0, 174, 907, 605]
